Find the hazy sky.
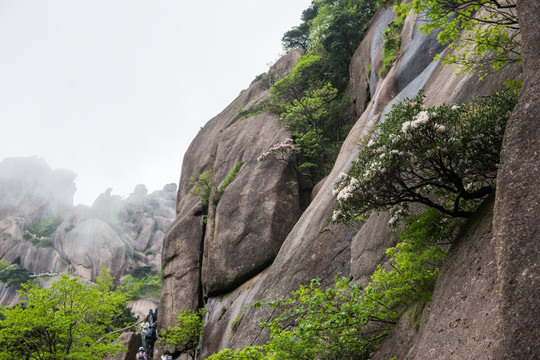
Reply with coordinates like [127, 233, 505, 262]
[0, 1, 311, 205]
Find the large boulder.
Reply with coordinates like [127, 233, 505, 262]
[201, 113, 299, 296]
[54, 217, 131, 280]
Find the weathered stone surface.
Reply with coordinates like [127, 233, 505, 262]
[54, 218, 130, 280]
[349, 6, 393, 116]
[377, 198, 500, 360]
[350, 212, 398, 286]
[129, 298, 159, 321]
[492, 1, 540, 358]
[201, 113, 299, 296]
[200, 271, 268, 358]
[159, 49, 304, 334]
[106, 332, 142, 360]
[158, 201, 204, 333]
[226, 185, 363, 348]
[92, 188, 129, 221]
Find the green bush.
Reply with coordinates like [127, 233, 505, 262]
[208, 206, 466, 360]
[211, 161, 243, 206]
[0, 260, 36, 289]
[158, 309, 206, 360]
[22, 231, 53, 248]
[121, 268, 162, 300]
[188, 169, 213, 208]
[379, 16, 404, 78]
[28, 214, 64, 238]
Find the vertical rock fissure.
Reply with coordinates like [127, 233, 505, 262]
[198, 215, 206, 310]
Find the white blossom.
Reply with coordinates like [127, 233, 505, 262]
[433, 124, 446, 132]
[332, 210, 343, 222]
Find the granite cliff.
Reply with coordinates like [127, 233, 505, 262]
[0, 156, 176, 308]
[160, 2, 537, 358]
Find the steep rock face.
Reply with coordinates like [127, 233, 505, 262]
[161, 3, 537, 358]
[202, 113, 299, 295]
[373, 198, 499, 360]
[492, 0, 540, 357]
[158, 49, 304, 333]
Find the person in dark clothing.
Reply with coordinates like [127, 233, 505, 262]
[146, 327, 157, 358]
[146, 309, 155, 327]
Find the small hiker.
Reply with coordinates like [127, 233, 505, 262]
[140, 319, 150, 351]
[136, 347, 148, 360]
[161, 350, 172, 360]
[146, 326, 158, 358]
[146, 309, 155, 328]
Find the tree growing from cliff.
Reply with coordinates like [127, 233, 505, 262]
[332, 90, 518, 223]
[269, 54, 353, 183]
[158, 308, 206, 359]
[394, 0, 520, 77]
[0, 271, 133, 360]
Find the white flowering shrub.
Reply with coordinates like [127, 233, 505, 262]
[257, 138, 299, 163]
[333, 90, 517, 223]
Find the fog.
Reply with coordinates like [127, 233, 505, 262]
[0, 1, 312, 205]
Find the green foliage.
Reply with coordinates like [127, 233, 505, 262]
[158, 308, 207, 359]
[211, 161, 243, 206]
[230, 313, 243, 334]
[0, 271, 131, 360]
[189, 169, 213, 207]
[0, 260, 36, 289]
[379, 16, 404, 78]
[22, 231, 53, 248]
[271, 0, 380, 184]
[333, 90, 518, 223]
[394, 0, 520, 78]
[282, 22, 311, 50]
[368, 208, 465, 308]
[28, 214, 64, 238]
[208, 205, 466, 359]
[270, 61, 353, 182]
[236, 107, 266, 122]
[121, 268, 162, 300]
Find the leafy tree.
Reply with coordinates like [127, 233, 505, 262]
[394, 0, 520, 77]
[158, 308, 206, 359]
[368, 208, 464, 308]
[332, 90, 517, 223]
[0, 271, 133, 360]
[0, 260, 35, 289]
[269, 55, 353, 183]
[121, 268, 162, 300]
[188, 169, 213, 208]
[282, 22, 311, 50]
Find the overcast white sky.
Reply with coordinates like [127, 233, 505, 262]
[0, 0, 311, 206]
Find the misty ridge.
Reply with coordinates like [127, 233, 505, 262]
[0, 156, 176, 307]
